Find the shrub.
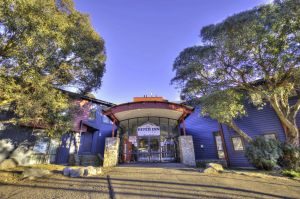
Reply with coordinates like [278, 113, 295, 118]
[278, 143, 300, 169]
[245, 136, 282, 170]
[282, 170, 300, 178]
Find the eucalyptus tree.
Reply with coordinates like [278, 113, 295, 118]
[172, 46, 253, 142]
[0, 0, 106, 135]
[172, 0, 300, 145]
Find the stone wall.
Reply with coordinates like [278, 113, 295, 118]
[103, 137, 120, 167]
[178, 135, 196, 166]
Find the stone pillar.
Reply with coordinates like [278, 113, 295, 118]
[103, 137, 120, 167]
[178, 135, 196, 166]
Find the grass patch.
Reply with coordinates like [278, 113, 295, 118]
[29, 164, 67, 171]
[282, 170, 300, 178]
[0, 164, 66, 183]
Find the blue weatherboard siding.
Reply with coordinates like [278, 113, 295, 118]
[184, 107, 219, 160]
[56, 103, 113, 164]
[221, 103, 286, 167]
[91, 123, 112, 156]
[183, 99, 300, 168]
[292, 98, 300, 139]
[79, 132, 93, 153]
[56, 133, 75, 164]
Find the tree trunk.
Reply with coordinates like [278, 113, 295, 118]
[286, 126, 299, 146]
[270, 100, 300, 146]
[226, 120, 253, 143]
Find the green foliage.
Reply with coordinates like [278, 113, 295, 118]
[246, 137, 300, 171]
[172, 0, 300, 145]
[171, 45, 217, 97]
[200, 89, 246, 124]
[0, 0, 105, 135]
[282, 170, 300, 178]
[278, 143, 300, 169]
[0, 0, 106, 92]
[200, 89, 253, 142]
[245, 137, 282, 170]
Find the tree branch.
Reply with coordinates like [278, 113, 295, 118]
[290, 97, 300, 118]
[226, 120, 253, 143]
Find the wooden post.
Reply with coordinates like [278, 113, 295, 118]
[77, 121, 83, 154]
[112, 119, 115, 137]
[182, 119, 186, 136]
[218, 123, 230, 166]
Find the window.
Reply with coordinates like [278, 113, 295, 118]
[160, 118, 169, 137]
[264, 133, 277, 141]
[0, 123, 5, 130]
[102, 115, 112, 124]
[231, 137, 244, 151]
[88, 104, 98, 120]
[168, 119, 178, 137]
[213, 131, 225, 159]
[128, 118, 138, 135]
[33, 138, 49, 154]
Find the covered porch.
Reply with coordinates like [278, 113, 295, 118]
[102, 97, 195, 166]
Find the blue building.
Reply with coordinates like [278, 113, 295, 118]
[55, 95, 300, 168]
[55, 92, 116, 166]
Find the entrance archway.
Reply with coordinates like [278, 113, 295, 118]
[103, 97, 194, 164]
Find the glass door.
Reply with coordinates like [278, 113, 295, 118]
[149, 137, 160, 162]
[137, 137, 149, 162]
[161, 137, 176, 162]
[137, 136, 177, 162]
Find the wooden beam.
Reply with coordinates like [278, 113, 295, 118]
[219, 123, 230, 166]
[182, 119, 186, 136]
[112, 119, 115, 137]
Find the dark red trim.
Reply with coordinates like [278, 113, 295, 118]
[182, 119, 187, 136]
[103, 101, 194, 123]
[112, 119, 116, 137]
[219, 123, 230, 166]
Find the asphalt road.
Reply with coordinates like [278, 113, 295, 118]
[0, 163, 299, 199]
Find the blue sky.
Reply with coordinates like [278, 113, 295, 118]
[74, 0, 270, 104]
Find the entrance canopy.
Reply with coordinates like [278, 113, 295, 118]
[103, 98, 194, 124]
[103, 97, 195, 162]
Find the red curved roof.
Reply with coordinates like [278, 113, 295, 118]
[103, 100, 194, 123]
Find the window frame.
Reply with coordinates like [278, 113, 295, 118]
[102, 115, 112, 124]
[231, 136, 245, 151]
[213, 131, 225, 159]
[263, 132, 278, 141]
[88, 103, 98, 120]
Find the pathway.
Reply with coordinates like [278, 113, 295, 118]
[0, 163, 299, 199]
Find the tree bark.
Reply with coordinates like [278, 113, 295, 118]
[226, 120, 253, 143]
[270, 99, 300, 146]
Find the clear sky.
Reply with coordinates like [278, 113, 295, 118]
[74, 0, 270, 104]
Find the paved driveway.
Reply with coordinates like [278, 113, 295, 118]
[0, 163, 299, 199]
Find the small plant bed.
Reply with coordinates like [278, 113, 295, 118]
[226, 168, 300, 181]
[0, 164, 106, 183]
[0, 164, 57, 183]
[0, 166, 25, 183]
[29, 164, 67, 173]
[281, 169, 300, 178]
